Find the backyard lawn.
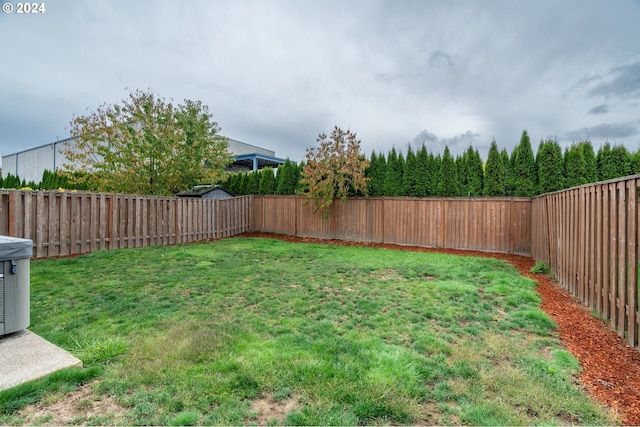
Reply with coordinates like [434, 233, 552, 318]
[0, 237, 617, 425]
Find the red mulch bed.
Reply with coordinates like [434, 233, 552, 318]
[241, 232, 640, 425]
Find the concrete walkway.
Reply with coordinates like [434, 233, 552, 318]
[0, 330, 82, 392]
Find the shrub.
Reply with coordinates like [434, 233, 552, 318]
[530, 262, 551, 275]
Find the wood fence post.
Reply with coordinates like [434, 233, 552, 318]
[627, 179, 638, 347]
[8, 191, 16, 237]
[216, 199, 222, 239]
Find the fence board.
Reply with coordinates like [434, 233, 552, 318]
[627, 179, 637, 346]
[595, 185, 603, 313]
[531, 174, 640, 348]
[617, 182, 626, 337]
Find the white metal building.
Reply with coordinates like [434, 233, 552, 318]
[2, 137, 286, 183]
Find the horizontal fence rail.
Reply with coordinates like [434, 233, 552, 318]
[532, 175, 640, 347]
[253, 196, 532, 255]
[0, 190, 253, 259]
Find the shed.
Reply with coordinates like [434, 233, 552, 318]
[177, 185, 235, 199]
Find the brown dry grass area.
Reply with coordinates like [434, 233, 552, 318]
[18, 381, 124, 425]
[242, 232, 640, 425]
[249, 394, 300, 425]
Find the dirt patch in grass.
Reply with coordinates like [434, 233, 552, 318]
[242, 232, 640, 425]
[19, 381, 124, 425]
[249, 394, 299, 425]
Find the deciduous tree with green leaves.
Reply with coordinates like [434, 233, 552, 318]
[64, 89, 232, 195]
[300, 126, 370, 216]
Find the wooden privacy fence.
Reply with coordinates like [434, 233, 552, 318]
[531, 175, 640, 347]
[253, 196, 532, 255]
[3, 181, 639, 348]
[0, 190, 253, 259]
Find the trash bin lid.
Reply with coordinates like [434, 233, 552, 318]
[0, 236, 33, 259]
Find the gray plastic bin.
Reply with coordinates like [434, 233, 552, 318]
[0, 236, 33, 336]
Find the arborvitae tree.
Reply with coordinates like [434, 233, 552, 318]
[289, 159, 301, 194]
[500, 148, 513, 196]
[238, 173, 249, 195]
[231, 173, 244, 195]
[461, 145, 483, 196]
[13, 174, 22, 188]
[383, 148, 404, 196]
[40, 170, 51, 189]
[505, 145, 518, 196]
[295, 161, 307, 194]
[609, 145, 632, 178]
[484, 140, 506, 196]
[234, 173, 244, 195]
[366, 151, 387, 197]
[426, 151, 440, 196]
[258, 167, 276, 195]
[222, 173, 233, 194]
[2, 173, 21, 189]
[564, 143, 588, 188]
[219, 174, 231, 191]
[436, 146, 459, 197]
[402, 146, 422, 197]
[596, 143, 614, 180]
[536, 139, 565, 193]
[429, 153, 442, 197]
[415, 145, 430, 197]
[397, 152, 406, 188]
[513, 130, 537, 196]
[49, 170, 60, 189]
[276, 159, 299, 195]
[580, 140, 598, 184]
[246, 170, 260, 194]
[12, 174, 21, 188]
[456, 153, 468, 195]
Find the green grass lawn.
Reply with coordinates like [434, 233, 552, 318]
[0, 237, 616, 425]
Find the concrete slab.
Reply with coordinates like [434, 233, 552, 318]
[0, 330, 83, 392]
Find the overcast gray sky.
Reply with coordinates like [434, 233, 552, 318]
[1, 0, 639, 165]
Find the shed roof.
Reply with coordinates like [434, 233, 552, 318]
[176, 185, 234, 198]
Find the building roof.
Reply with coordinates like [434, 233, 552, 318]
[176, 185, 234, 197]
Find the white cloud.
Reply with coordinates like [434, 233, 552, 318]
[1, 0, 639, 164]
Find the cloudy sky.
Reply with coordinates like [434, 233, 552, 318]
[1, 0, 639, 166]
